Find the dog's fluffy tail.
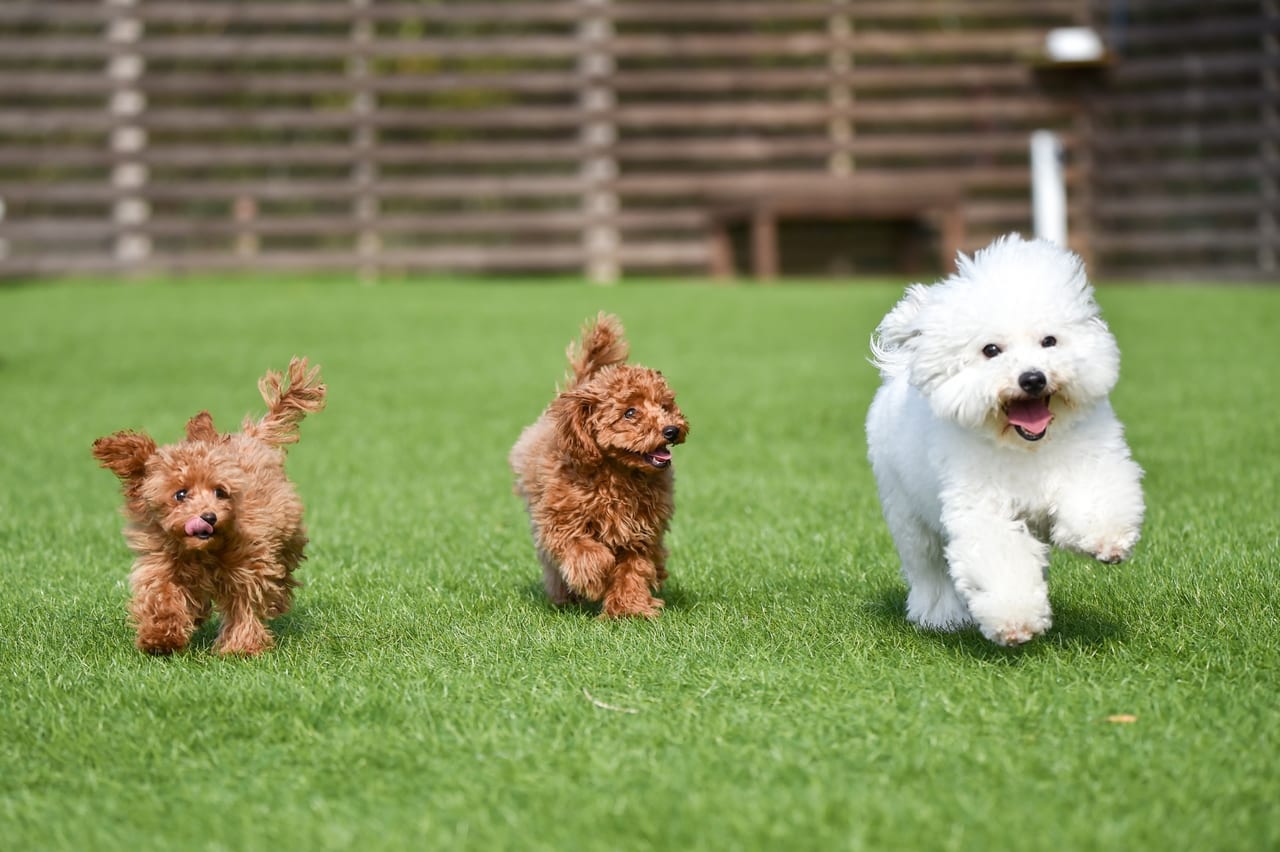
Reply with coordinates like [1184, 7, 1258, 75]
[565, 312, 628, 388]
[244, 357, 326, 447]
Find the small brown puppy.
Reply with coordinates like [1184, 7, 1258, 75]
[510, 313, 689, 618]
[92, 358, 325, 655]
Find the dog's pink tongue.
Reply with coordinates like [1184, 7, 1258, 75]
[184, 516, 214, 537]
[648, 448, 672, 462]
[1007, 398, 1053, 433]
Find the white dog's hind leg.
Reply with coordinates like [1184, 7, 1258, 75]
[885, 506, 972, 631]
[1051, 456, 1145, 564]
[944, 509, 1053, 646]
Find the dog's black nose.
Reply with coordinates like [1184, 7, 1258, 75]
[1018, 370, 1048, 396]
[662, 425, 681, 442]
[200, 512, 217, 526]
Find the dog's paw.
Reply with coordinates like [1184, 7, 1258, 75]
[906, 584, 973, 632]
[1091, 529, 1140, 564]
[969, 593, 1053, 647]
[137, 638, 184, 656]
[982, 618, 1049, 647]
[602, 593, 664, 619]
[908, 610, 974, 633]
[135, 623, 191, 655]
[214, 627, 274, 656]
[214, 638, 273, 656]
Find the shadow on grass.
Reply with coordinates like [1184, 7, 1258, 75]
[518, 578, 696, 617]
[177, 605, 312, 654]
[865, 584, 1127, 661]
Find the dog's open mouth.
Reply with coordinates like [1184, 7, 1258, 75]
[642, 446, 673, 469]
[184, 516, 215, 540]
[1006, 396, 1053, 442]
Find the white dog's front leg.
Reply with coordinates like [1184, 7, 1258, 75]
[943, 506, 1052, 646]
[882, 501, 972, 631]
[1051, 455, 1145, 564]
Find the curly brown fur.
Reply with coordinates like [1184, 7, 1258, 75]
[510, 313, 689, 618]
[92, 357, 326, 656]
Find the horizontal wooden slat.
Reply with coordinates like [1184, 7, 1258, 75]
[0, 65, 1041, 99]
[0, 1, 1082, 26]
[607, 1, 1079, 22]
[614, 167, 1050, 197]
[0, 142, 588, 168]
[0, 210, 708, 240]
[618, 131, 1076, 161]
[618, 241, 711, 267]
[1092, 264, 1272, 282]
[1095, 194, 1277, 218]
[611, 31, 1047, 58]
[0, 73, 116, 94]
[0, 98, 1073, 135]
[617, 99, 1070, 127]
[0, 29, 1052, 61]
[0, 176, 589, 202]
[1094, 159, 1275, 183]
[0, 241, 715, 276]
[0, 168, 1051, 205]
[1120, 17, 1280, 47]
[613, 65, 1037, 93]
[1109, 53, 1280, 83]
[1092, 229, 1277, 251]
[0, 246, 588, 275]
[0, 133, 1064, 169]
[0, 107, 587, 133]
[1090, 123, 1273, 151]
[1092, 88, 1273, 115]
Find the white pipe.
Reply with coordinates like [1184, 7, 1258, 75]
[1030, 130, 1068, 246]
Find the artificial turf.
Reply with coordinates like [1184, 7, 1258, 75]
[0, 275, 1276, 851]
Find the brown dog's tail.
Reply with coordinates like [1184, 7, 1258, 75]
[565, 312, 628, 388]
[243, 357, 326, 447]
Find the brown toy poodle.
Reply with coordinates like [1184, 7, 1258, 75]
[92, 357, 325, 655]
[510, 313, 689, 618]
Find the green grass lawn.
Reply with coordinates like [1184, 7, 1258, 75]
[0, 275, 1277, 851]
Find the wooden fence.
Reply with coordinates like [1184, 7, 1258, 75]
[0, 0, 1275, 282]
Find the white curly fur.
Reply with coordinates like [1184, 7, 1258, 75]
[865, 235, 1145, 646]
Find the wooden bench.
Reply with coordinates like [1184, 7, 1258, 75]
[704, 176, 965, 280]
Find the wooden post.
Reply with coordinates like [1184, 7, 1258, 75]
[234, 196, 259, 258]
[752, 207, 779, 282]
[578, 0, 620, 285]
[827, 0, 854, 176]
[105, 0, 150, 269]
[1261, 0, 1278, 276]
[351, 0, 379, 283]
[709, 218, 734, 281]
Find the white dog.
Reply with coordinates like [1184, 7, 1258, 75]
[865, 234, 1144, 646]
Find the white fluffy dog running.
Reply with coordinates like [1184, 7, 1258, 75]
[866, 234, 1144, 646]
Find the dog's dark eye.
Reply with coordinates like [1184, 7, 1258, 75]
[174, 489, 187, 502]
[624, 407, 637, 420]
[1041, 335, 1057, 348]
[982, 344, 1002, 359]
[214, 487, 229, 500]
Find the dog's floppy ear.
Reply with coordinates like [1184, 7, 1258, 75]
[185, 410, 218, 442]
[870, 283, 931, 377]
[92, 430, 156, 482]
[553, 389, 601, 466]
